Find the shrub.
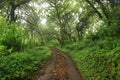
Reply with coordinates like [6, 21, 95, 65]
[62, 37, 120, 80]
[0, 17, 24, 52]
[0, 46, 51, 80]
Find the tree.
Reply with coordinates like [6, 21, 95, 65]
[47, 0, 77, 45]
[0, 0, 30, 23]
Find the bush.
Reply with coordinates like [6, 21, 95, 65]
[62, 37, 120, 80]
[0, 17, 24, 52]
[0, 46, 51, 80]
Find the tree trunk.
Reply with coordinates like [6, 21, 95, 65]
[10, 4, 16, 22]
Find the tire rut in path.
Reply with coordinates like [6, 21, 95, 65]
[36, 46, 83, 80]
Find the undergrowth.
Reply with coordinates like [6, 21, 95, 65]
[0, 46, 51, 80]
[61, 37, 120, 80]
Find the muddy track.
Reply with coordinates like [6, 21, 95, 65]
[36, 46, 83, 80]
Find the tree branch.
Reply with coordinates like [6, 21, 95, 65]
[85, 0, 103, 19]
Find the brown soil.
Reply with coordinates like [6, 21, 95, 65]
[35, 46, 83, 80]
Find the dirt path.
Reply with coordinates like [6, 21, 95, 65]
[35, 46, 83, 80]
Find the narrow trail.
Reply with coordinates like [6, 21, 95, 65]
[35, 46, 83, 80]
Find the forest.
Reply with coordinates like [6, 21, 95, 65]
[0, 0, 120, 80]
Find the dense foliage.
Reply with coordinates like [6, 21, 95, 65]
[0, 0, 120, 79]
[0, 17, 23, 53]
[0, 16, 51, 80]
[61, 36, 120, 79]
[0, 47, 51, 80]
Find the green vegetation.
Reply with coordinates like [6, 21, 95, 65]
[0, 10, 51, 80]
[0, 47, 51, 80]
[61, 37, 120, 79]
[0, 0, 120, 80]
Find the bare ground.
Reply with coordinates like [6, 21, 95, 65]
[35, 46, 83, 80]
